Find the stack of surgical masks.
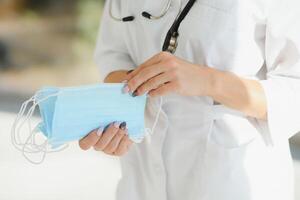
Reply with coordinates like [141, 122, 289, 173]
[11, 83, 161, 164]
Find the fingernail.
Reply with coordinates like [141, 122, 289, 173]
[123, 85, 130, 93]
[96, 127, 104, 136]
[132, 91, 138, 97]
[119, 122, 127, 130]
[127, 70, 134, 74]
[122, 80, 128, 83]
[113, 121, 121, 128]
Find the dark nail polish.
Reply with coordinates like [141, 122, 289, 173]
[126, 70, 134, 74]
[132, 91, 138, 97]
[113, 121, 121, 128]
[119, 122, 127, 130]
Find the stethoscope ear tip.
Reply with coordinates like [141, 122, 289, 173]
[122, 16, 135, 22]
[142, 12, 152, 19]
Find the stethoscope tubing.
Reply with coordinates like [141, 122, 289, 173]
[109, 0, 173, 22]
[108, 0, 197, 54]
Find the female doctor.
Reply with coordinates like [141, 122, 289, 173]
[79, 0, 300, 199]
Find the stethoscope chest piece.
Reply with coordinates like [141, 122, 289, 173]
[166, 32, 179, 54]
[162, 0, 197, 54]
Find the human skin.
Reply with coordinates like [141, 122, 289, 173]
[79, 52, 267, 156]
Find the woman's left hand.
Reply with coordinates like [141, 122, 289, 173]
[124, 52, 213, 97]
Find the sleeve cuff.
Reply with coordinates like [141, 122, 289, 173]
[98, 61, 135, 83]
[258, 78, 300, 146]
[94, 52, 135, 82]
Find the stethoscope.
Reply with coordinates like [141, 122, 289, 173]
[109, 0, 173, 22]
[109, 0, 197, 54]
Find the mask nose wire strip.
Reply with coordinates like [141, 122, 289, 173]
[11, 92, 68, 164]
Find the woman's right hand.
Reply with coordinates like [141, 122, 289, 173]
[78, 122, 133, 156]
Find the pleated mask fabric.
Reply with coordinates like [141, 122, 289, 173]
[11, 83, 157, 164]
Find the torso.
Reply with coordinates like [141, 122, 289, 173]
[116, 1, 295, 199]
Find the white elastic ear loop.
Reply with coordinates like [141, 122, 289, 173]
[12, 94, 44, 152]
[11, 95, 38, 151]
[13, 96, 35, 145]
[11, 92, 68, 164]
[22, 127, 48, 164]
[144, 96, 163, 139]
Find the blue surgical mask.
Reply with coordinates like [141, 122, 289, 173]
[11, 83, 162, 164]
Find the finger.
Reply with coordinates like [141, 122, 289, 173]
[93, 122, 121, 151]
[103, 123, 127, 154]
[127, 63, 167, 93]
[126, 52, 169, 80]
[135, 72, 172, 96]
[126, 54, 161, 80]
[103, 130, 126, 154]
[126, 70, 134, 75]
[114, 135, 133, 156]
[148, 82, 176, 97]
[79, 127, 104, 151]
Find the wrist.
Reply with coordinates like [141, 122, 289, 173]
[104, 70, 129, 83]
[198, 66, 218, 97]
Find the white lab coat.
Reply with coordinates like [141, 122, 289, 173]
[95, 0, 300, 199]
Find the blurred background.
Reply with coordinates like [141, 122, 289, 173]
[0, 0, 102, 93]
[0, 1, 122, 200]
[0, 0, 300, 200]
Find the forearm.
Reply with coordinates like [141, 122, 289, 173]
[206, 68, 267, 120]
[104, 70, 129, 83]
[105, 66, 268, 120]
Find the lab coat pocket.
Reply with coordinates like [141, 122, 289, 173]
[205, 122, 255, 173]
[199, 121, 258, 199]
[210, 105, 259, 149]
[178, 0, 239, 67]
